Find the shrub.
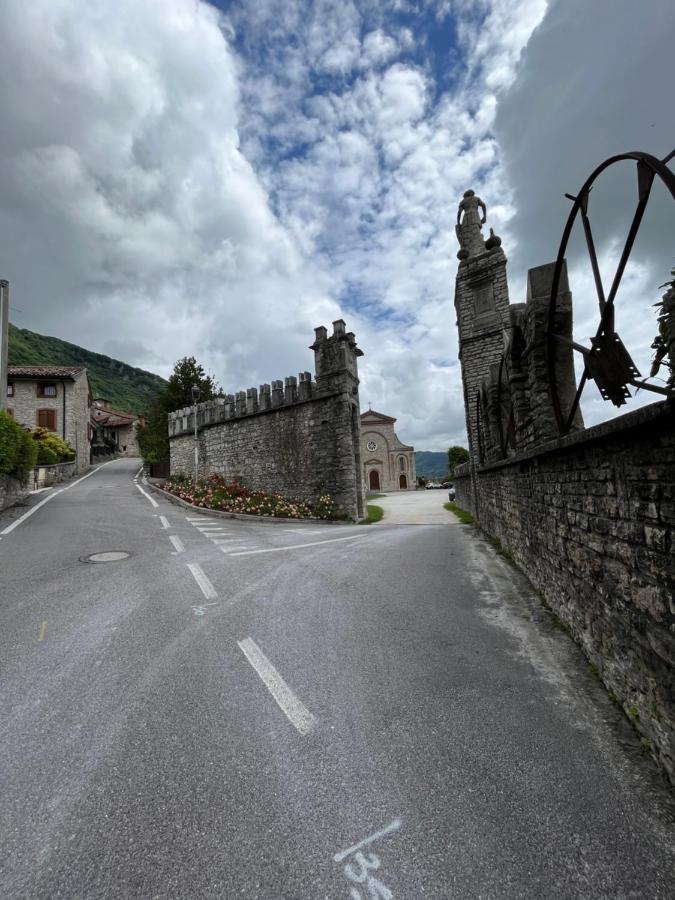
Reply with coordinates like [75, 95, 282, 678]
[0, 411, 38, 483]
[30, 427, 75, 462]
[163, 473, 341, 519]
[36, 445, 59, 465]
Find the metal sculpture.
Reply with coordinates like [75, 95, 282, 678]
[546, 150, 675, 435]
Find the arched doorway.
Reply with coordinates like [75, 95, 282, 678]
[369, 470, 380, 490]
[399, 474, 407, 489]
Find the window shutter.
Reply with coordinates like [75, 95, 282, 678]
[37, 409, 57, 431]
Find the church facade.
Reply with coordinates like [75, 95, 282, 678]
[360, 409, 416, 492]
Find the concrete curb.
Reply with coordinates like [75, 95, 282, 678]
[144, 480, 344, 526]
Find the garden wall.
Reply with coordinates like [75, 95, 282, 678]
[168, 321, 365, 521]
[0, 474, 28, 512]
[34, 461, 77, 488]
[455, 400, 674, 780]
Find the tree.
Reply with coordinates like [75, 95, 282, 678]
[137, 357, 220, 465]
[447, 445, 469, 477]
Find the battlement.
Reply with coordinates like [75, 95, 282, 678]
[168, 321, 363, 438]
[167, 370, 320, 437]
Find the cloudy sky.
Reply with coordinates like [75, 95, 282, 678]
[0, 0, 672, 449]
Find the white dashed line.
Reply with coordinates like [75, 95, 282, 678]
[230, 533, 368, 556]
[238, 637, 317, 736]
[187, 563, 218, 600]
[159, 516, 171, 529]
[169, 535, 185, 553]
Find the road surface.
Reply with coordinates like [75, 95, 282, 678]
[0, 459, 673, 898]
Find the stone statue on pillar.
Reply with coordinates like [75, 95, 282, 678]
[456, 190, 487, 260]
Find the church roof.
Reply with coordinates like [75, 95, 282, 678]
[361, 409, 396, 424]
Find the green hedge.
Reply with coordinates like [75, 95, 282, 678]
[30, 427, 76, 464]
[0, 411, 38, 483]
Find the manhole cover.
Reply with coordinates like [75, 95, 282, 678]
[84, 551, 131, 563]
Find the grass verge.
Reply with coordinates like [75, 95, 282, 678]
[360, 504, 384, 525]
[444, 501, 475, 525]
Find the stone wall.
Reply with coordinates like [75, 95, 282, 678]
[34, 461, 77, 487]
[457, 397, 675, 780]
[452, 187, 675, 782]
[0, 474, 28, 512]
[169, 321, 365, 521]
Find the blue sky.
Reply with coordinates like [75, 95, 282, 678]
[0, 0, 672, 448]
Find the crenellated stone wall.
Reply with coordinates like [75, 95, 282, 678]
[168, 320, 365, 521]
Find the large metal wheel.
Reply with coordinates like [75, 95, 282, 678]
[547, 150, 675, 435]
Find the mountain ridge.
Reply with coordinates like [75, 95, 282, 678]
[8, 323, 167, 415]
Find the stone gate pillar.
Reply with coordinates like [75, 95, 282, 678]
[454, 191, 511, 465]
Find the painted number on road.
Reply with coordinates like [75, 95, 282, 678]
[334, 819, 401, 899]
[192, 603, 217, 616]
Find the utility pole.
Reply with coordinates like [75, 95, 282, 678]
[0, 280, 8, 412]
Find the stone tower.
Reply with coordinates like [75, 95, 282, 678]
[454, 191, 511, 463]
[310, 319, 365, 519]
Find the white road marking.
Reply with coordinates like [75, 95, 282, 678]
[230, 533, 368, 556]
[187, 563, 218, 600]
[169, 535, 185, 553]
[186, 516, 220, 522]
[281, 528, 326, 535]
[195, 526, 230, 532]
[334, 820, 402, 863]
[237, 637, 317, 736]
[135, 482, 159, 508]
[192, 602, 217, 616]
[0, 459, 119, 537]
[159, 516, 171, 529]
[220, 545, 258, 554]
[135, 465, 144, 478]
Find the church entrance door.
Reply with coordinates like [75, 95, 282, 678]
[369, 470, 380, 491]
[399, 474, 407, 489]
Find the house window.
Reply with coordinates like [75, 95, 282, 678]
[6, 382, 13, 397]
[399, 456, 406, 472]
[37, 409, 57, 431]
[37, 383, 57, 397]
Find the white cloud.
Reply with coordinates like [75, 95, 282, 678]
[3, 0, 664, 454]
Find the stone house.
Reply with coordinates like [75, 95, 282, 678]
[6, 365, 91, 473]
[360, 409, 416, 491]
[90, 401, 142, 458]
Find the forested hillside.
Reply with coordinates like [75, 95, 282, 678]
[414, 450, 448, 478]
[8, 324, 166, 415]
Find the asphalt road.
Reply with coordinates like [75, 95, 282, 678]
[0, 458, 673, 899]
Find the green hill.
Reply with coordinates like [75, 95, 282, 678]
[415, 450, 448, 479]
[8, 324, 167, 415]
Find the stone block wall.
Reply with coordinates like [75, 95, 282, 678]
[455, 401, 675, 781]
[34, 461, 77, 487]
[168, 321, 365, 521]
[0, 474, 28, 512]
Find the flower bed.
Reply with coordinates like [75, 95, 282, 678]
[162, 473, 339, 519]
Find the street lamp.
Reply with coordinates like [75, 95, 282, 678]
[191, 384, 201, 485]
